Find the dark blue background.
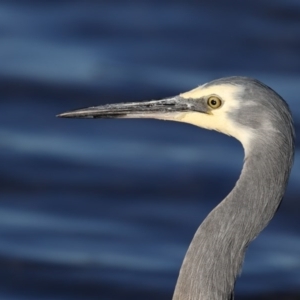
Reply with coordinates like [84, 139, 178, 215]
[0, 1, 299, 299]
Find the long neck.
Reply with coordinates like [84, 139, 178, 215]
[172, 134, 294, 300]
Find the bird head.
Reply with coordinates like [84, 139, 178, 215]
[58, 76, 293, 153]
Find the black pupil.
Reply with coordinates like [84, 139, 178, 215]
[211, 99, 217, 106]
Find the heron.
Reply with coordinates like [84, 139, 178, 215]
[58, 76, 295, 299]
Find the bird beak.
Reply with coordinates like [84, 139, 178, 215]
[57, 96, 207, 119]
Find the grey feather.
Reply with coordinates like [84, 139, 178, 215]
[172, 77, 295, 300]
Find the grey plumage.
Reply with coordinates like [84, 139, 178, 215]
[173, 77, 294, 299]
[58, 77, 295, 300]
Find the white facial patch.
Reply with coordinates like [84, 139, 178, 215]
[173, 84, 254, 151]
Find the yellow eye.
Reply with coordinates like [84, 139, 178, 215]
[207, 96, 222, 109]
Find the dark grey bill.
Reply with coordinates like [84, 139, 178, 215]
[57, 96, 208, 119]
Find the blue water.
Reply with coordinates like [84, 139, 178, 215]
[0, 1, 300, 299]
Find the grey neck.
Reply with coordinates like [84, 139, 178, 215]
[172, 133, 294, 300]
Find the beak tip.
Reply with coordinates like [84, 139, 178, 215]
[56, 110, 97, 119]
[56, 112, 69, 118]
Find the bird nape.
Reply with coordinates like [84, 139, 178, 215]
[58, 76, 295, 300]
